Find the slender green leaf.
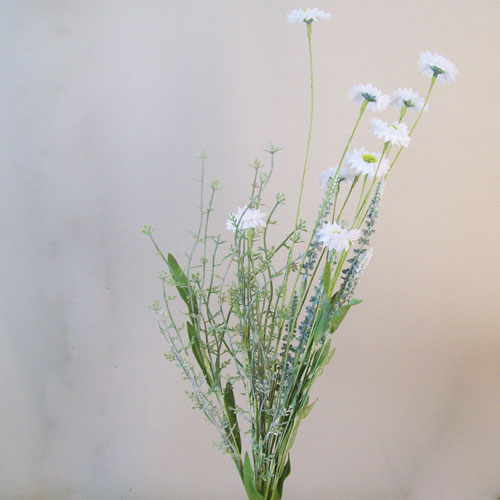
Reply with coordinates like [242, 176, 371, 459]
[282, 397, 316, 460]
[322, 262, 331, 296]
[310, 346, 336, 385]
[187, 321, 213, 385]
[272, 455, 291, 500]
[168, 254, 211, 384]
[167, 253, 198, 316]
[312, 295, 331, 342]
[310, 339, 331, 373]
[223, 381, 242, 454]
[329, 298, 362, 333]
[242, 453, 264, 500]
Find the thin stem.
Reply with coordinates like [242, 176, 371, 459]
[335, 176, 359, 222]
[274, 99, 368, 355]
[281, 22, 315, 310]
[399, 105, 407, 123]
[357, 176, 368, 212]
[298, 99, 368, 277]
[410, 76, 436, 136]
[385, 77, 436, 178]
[293, 21, 315, 244]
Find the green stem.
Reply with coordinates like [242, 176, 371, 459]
[294, 21, 315, 235]
[385, 76, 436, 178]
[275, 21, 315, 354]
[410, 76, 436, 136]
[335, 175, 359, 222]
[399, 105, 407, 123]
[357, 176, 368, 211]
[300, 99, 368, 271]
[275, 99, 368, 354]
[282, 22, 314, 296]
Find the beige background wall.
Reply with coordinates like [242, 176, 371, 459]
[1, 1, 499, 499]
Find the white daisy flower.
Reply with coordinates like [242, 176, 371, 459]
[318, 222, 361, 253]
[390, 88, 427, 113]
[226, 206, 267, 233]
[287, 8, 331, 23]
[371, 117, 411, 148]
[346, 148, 390, 179]
[348, 83, 390, 112]
[319, 164, 356, 189]
[418, 51, 458, 84]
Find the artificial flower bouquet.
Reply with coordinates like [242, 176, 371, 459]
[143, 8, 457, 500]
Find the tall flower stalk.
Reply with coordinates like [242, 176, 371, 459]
[144, 9, 456, 500]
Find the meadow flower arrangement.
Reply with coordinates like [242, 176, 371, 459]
[143, 8, 457, 500]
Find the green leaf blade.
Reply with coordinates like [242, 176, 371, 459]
[272, 455, 291, 500]
[329, 298, 362, 333]
[311, 295, 331, 342]
[242, 453, 265, 500]
[186, 321, 213, 386]
[167, 253, 198, 316]
[223, 381, 242, 455]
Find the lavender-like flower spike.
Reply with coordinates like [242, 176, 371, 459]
[337, 248, 373, 308]
[336, 181, 385, 308]
[281, 293, 300, 381]
[359, 180, 384, 246]
[296, 284, 322, 356]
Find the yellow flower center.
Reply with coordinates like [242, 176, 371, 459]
[362, 154, 378, 163]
